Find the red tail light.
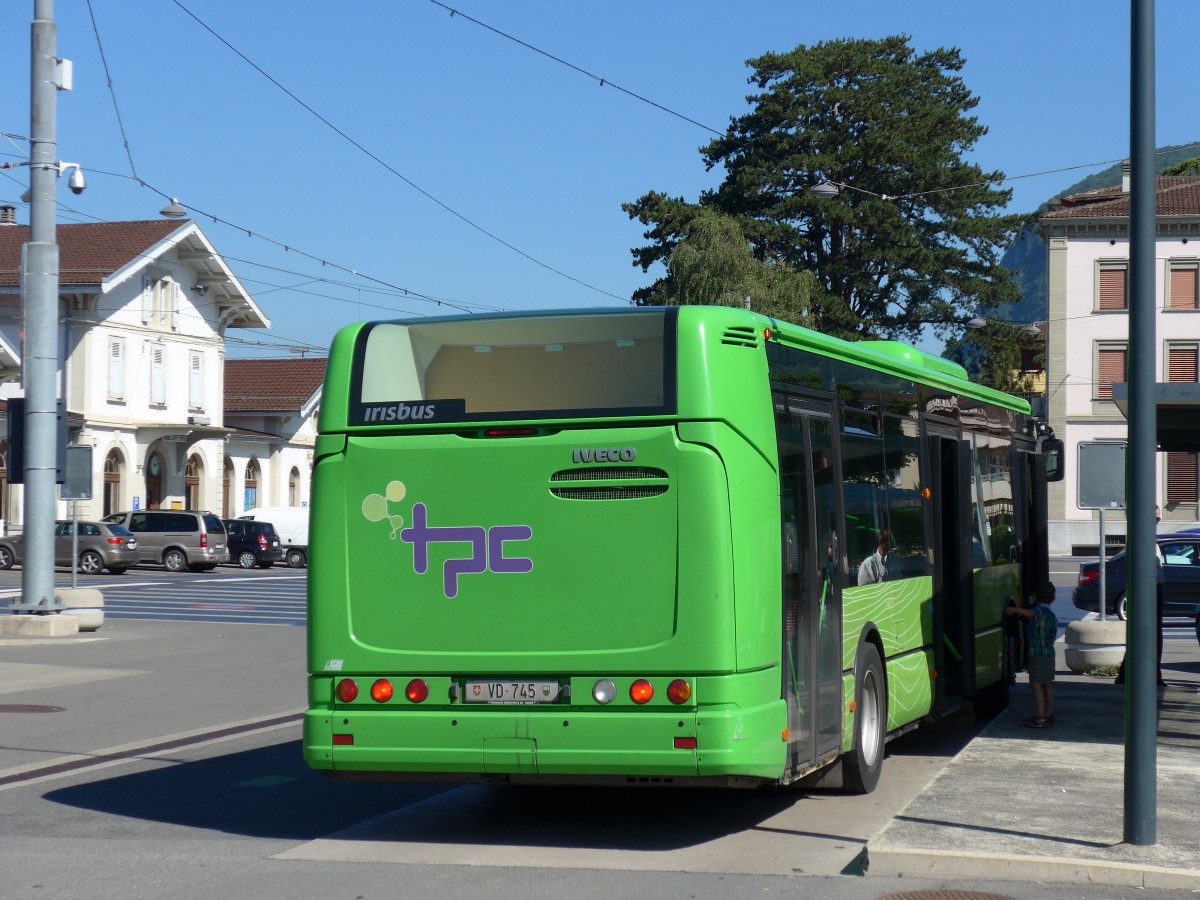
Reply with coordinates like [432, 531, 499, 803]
[106, 537, 125, 545]
[370, 679, 394, 702]
[200, 532, 209, 549]
[258, 534, 268, 549]
[335, 679, 359, 702]
[405, 679, 429, 703]
[1078, 570, 1098, 587]
[630, 679, 654, 704]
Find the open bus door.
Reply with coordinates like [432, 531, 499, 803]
[926, 428, 974, 714]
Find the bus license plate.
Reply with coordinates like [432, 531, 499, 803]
[464, 680, 560, 704]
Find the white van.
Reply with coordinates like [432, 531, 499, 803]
[240, 506, 309, 568]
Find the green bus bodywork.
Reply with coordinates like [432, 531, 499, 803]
[305, 306, 1043, 789]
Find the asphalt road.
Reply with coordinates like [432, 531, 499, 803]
[0, 562, 1195, 898]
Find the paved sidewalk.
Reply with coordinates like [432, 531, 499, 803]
[868, 664, 1200, 890]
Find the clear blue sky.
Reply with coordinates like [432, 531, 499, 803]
[2, 1, 1197, 358]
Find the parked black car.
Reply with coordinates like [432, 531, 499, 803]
[1073, 535, 1200, 642]
[222, 518, 284, 569]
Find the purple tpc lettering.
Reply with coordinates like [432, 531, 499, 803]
[488, 525, 533, 574]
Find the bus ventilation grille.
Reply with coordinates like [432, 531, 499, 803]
[550, 466, 669, 500]
[551, 467, 667, 481]
[721, 326, 759, 348]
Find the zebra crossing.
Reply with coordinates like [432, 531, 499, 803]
[77, 571, 308, 626]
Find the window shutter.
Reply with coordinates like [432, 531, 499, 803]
[1168, 346, 1198, 383]
[1097, 347, 1126, 399]
[189, 352, 204, 409]
[150, 345, 165, 404]
[141, 275, 152, 323]
[1170, 266, 1198, 310]
[1099, 267, 1127, 310]
[1167, 451, 1198, 503]
[108, 338, 125, 400]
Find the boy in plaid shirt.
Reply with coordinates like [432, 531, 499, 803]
[1007, 581, 1057, 728]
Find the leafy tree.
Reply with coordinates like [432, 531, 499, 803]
[624, 35, 1028, 343]
[641, 208, 857, 334]
[943, 319, 1042, 395]
[1162, 155, 1200, 176]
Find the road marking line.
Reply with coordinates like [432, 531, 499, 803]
[0, 709, 305, 791]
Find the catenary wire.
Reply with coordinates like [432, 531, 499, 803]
[167, 0, 625, 303]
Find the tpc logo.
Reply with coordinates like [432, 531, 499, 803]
[362, 480, 533, 598]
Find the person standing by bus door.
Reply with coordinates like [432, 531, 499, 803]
[1007, 580, 1057, 728]
[1114, 505, 1166, 687]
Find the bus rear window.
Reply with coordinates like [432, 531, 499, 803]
[351, 311, 674, 424]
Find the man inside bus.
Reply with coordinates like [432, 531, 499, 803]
[857, 529, 899, 585]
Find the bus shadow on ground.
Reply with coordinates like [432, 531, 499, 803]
[44, 739, 815, 849]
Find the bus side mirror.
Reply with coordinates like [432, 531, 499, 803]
[1044, 438, 1064, 482]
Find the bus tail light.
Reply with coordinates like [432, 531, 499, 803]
[371, 679, 394, 702]
[335, 679, 359, 702]
[630, 679, 653, 704]
[405, 679, 429, 703]
[673, 737, 697, 750]
[667, 679, 692, 704]
[332, 734, 354, 746]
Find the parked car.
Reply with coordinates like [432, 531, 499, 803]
[102, 510, 229, 572]
[1073, 535, 1200, 627]
[240, 506, 309, 568]
[222, 518, 284, 569]
[0, 520, 140, 574]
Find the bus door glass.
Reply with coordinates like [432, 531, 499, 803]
[776, 394, 843, 773]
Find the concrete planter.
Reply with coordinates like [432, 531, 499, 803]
[55, 588, 105, 632]
[1064, 619, 1125, 673]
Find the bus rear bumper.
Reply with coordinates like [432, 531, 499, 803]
[303, 700, 784, 783]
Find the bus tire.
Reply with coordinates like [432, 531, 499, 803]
[843, 641, 886, 795]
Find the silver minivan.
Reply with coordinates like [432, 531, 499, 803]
[102, 510, 230, 572]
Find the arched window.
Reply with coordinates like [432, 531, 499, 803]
[289, 466, 300, 506]
[145, 450, 164, 510]
[223, 456, 234, 519]
[185, 453, 204, 510]
[244, 457, 260, 512]
[104, 449, 124, 518]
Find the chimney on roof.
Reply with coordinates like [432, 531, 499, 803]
[1122, 159, 1131, 193]
[0, 205, 16, 226]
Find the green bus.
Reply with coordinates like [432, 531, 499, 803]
[304, 306, 1059, 792]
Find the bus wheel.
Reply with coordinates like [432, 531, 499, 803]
[843, 642, 885, 794]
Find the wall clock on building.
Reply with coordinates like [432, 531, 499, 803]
[148, 456, 160, 476]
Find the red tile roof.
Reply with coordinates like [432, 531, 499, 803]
[0, 220, 188, 286]
[225, 358, 327, 412]
[1041, 176, 1200, 219]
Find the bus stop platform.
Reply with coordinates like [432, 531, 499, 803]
[866, 671, 1200, 890]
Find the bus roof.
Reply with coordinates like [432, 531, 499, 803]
[333, 305, 1031, 417]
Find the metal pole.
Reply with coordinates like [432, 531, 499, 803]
[16, 0, 62, 615]
[71, 499, 78, 589]
[1098, 508, 1106, 622]
[1124, 0, 1157, 846]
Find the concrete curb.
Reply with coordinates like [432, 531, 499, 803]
[866, 845, 1200, 891]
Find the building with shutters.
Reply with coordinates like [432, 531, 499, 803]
[1039, 166, 1200, 555]
[0, 211, 324, 530]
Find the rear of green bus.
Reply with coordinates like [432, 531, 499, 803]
[304, 306, 788, 785]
